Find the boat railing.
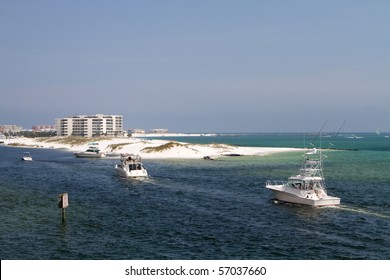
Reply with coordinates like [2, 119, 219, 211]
[120, 153, 142, 163]
[266, 180, 287, 186]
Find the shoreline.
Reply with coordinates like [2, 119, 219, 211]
[2, 136, 302, 159]
[131, 132, 217, 138]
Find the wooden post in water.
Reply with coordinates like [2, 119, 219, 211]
[58, 193, 69, 223]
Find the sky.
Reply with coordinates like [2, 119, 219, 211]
[1, 0, 389, 133]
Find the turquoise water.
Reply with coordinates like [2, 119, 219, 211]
[0, 133, 389, 259]
[146, 132, 390, 151]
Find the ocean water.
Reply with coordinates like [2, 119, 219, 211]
[0, 133, 389, 260]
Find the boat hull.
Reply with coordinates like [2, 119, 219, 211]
[115, 165, 148, 178]
[74, 152, 106, 158]
[21, 157, 33, 161]
[267, 186, 340, 207]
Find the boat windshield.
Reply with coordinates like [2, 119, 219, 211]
[289, 180, 304, 189]
[289, 178, 325, 190]
[129, 163, 142, 170]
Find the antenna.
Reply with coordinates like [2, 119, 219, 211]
[335, 120, 346, 137]
[309, 120, 328, 146]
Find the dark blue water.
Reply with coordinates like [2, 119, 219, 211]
[1, 134, 389, 259]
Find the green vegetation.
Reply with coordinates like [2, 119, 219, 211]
[40, 136, 111, 146]
[141, 142, 186, 153]
[7, 143, 41, 148]
[3, 131, 57, 138]
[107, 143, 132, 151]
[208, 143, 233, 149]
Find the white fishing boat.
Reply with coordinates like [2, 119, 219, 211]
[346, 134, 363, 139]
[21, 152, 33, 161]
[266, 148, 340, 207]
[74, 143, 106, 158]
[115, 153, 148, 178]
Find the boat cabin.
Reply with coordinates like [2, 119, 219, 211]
[288, 176, 323, 191]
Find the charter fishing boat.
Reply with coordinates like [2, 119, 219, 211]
[266, 148, 340, 207]
[115, 153, 148, 178]
[21, 152, 33, 161]
[74, 143, 106, 158]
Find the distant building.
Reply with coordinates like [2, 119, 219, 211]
[149, 129, 169, 134]
[0, 125, 23, 133]
[56, 114, 123, 137]
[129, 129, 145, 134]
[32, 125, 56, 132]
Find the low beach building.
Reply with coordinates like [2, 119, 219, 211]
[32, 125, 56, 132]
[129, 129, 145, 134]
[56, 114, 123, 137]
[150, 128, 169, 134]
[0, 125, 23, 133]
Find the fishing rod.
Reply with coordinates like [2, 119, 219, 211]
[309, 120, 328, 147]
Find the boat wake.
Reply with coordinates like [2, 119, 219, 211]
[117, 175, 152, 182]
[271, 199, 390, 219]
[338, 205, 390, 219]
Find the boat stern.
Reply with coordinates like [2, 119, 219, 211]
[313, 196, 341, 207]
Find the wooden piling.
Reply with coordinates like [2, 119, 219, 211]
[61, 208, 66, 223]
[58, 193, 69, 223]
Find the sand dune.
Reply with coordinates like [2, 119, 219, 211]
[4, 136, 300, 159]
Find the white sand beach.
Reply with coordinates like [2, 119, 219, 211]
[3, 137, 300, 159]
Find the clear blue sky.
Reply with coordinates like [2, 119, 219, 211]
[1, 0, 389, 132]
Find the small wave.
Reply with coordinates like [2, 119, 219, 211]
[116, 175, 162, 188]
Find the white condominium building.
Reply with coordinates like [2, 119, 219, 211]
[56, 114, 123, 137]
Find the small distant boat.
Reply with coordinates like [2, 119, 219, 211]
[106, 152, 122, 158]
[21, 152, 33, 161]
[115, 153, 148, 178]
[203, 156, 215, 160]
[266, 148, 340, 207]
[346, 134, 363, 139]
[74, 143, 106, 158]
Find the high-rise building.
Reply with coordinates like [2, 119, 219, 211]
[56, 114, 123, 137]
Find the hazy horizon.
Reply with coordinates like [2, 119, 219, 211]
[1, 1, 389, 133]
